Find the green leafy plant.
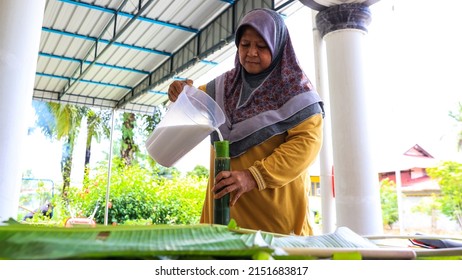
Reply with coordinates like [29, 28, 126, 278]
[187, 165, 209, 179]
[380, 178, 399, 229]
[427, 161, 462, 228]
[67, 158, 206, 225]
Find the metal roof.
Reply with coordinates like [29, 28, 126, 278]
[34, 0, 305, 114]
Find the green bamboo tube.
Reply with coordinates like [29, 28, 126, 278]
[213, 140, 230, 225]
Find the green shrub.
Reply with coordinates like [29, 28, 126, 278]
[380, 178, 399, 229]
[427, 161, 462, 227]
[67, 158, 207, 225]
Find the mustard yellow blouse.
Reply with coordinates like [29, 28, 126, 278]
[198, 85, 323, 236]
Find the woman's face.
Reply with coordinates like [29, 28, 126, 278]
[238, 27, 272, 74]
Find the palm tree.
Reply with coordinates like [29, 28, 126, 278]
[120, 112, 138, 166]
[33, 101, 85, 196]
[83, 109, 111, 182]
[119, 106, 164, 168]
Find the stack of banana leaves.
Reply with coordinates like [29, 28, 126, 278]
[1, 220, 461, 260]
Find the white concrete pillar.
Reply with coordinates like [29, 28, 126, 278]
[311, 10, 336, 234]
[316, 4, 383, 235]
[0, 0, 46, 223]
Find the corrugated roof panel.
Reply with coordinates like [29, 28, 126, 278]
[83, 65, 127, 86]
[95, 46, 143, 69]
[156, 0, 228, 29]
[152, 80, 174, 95]
[202, 43, 236, 65]
[58, 61, 82, 78]
[41, 2, 55, 26]
[72, 81, 126, 101]
[33, 89, 60, 103]
[69, 9, 101, 35]
[110, 19, 161, 47]
[36, 56, 54, 73]
[97, 44, 167, 72]
[121, 0, 153, 14]
[93, 0, 125, 10]
[181, 64, 216, 82]
[54, 39, 78, 62]
[37, 58, 69, 79]
[136, 91, 169, 106]
[83, 71, 144, 97]
[35, 75, 67, 93]
[140, 27, 194, 55]
[34, 0, 297, 112]
[70, 81, 99, 96]
[40, 39, 93, 65]
[49, 3, 81, 30]
[42, 1, 67, 27]
[99, 82, 129, 99]
[144, 0, 189, 24]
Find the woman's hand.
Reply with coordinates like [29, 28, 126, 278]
[167, 79, 193, 102]
[213, 170, 257, 206]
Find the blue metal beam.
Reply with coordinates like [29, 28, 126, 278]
[39, 52, 150, 75]
[42, 27, 171, 56]
[200, 60, 219, 66]
[37, 72, 132, 90]
[147, 90, 167, 95]
[59, 0, 198, 33]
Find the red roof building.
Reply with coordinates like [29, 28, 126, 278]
[378, 144, 439, 195]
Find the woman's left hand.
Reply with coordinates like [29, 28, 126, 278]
[213, 170, 257, 206]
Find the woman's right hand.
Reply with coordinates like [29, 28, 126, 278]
[168, 79, 193, 102]
[213, 170, 257, 207]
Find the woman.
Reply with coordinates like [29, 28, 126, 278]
[168, 8, 324, 235]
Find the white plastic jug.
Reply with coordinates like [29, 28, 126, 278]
[145, 85, 225, 167]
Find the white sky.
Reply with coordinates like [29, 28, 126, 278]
[368, 0, 462, 162]
[177, 0, 462, 172]
[366, 0, 462, 153]
[24, 0, 462, 184]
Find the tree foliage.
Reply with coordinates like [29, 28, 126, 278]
[427, 161, 462, 227]
[380, 178, 399, 229]
[120, 112, 137, 166]
[33, 101, 85, 196]
[83, 108, 111, 182]
[67, 158, 206, 225]
[187, 165, 209, 179]
[140, 105, 165, 136]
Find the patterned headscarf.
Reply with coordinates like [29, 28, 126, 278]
[208, 8, 323, 157]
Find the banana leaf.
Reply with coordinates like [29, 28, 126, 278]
[0, 223, 438, 260]
[0, 223, 273, 260]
